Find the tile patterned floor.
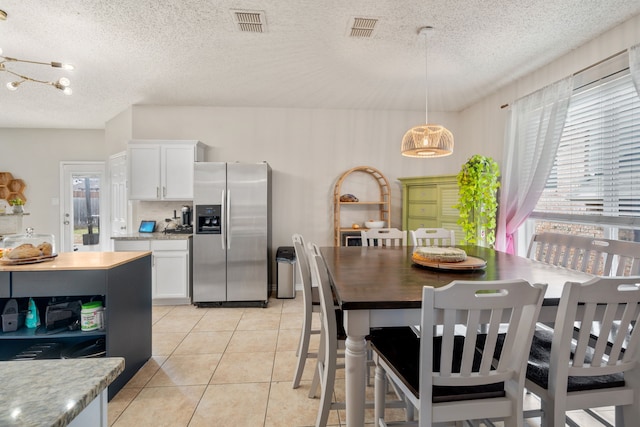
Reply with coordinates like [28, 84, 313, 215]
[107, 292, 615, 426]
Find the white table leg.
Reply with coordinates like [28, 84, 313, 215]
[344, 310, 370, 427]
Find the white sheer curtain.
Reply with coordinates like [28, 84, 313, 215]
[630, 43, 640, 97]
[495, 76, 573, 253]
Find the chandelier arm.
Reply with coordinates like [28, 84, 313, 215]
[2, 55, 56, 68]
[2, 68, 55, 85]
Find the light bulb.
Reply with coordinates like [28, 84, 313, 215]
[51, 62, 74, 70]
[6, 81, 19, 91]
[58, 77, 70, 87]
[62, 63, 74, 71]
[63, 87, 72, 96]
[0, 47, 3, 55]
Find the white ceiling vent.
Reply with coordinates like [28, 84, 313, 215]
[348, 17, 378, 38]
[231, 10, 267, 33]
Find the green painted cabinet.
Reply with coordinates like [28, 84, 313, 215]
[398, 175, 463, 241]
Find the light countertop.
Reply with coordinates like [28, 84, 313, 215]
[0, 357, 124, 427]
[111, 232, 192, 241]
[0, 251, 151, 272]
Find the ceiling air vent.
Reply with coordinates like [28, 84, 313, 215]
[231, 10, 267, 33]
[348, 17, 378, 38]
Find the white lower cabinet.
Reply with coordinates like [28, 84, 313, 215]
[113, 239, 192, 305]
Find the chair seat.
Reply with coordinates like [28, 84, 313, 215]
[369, 327, 505, 403]
[526, 328, 625, 392]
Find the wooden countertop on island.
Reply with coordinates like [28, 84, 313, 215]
[0, 251, 151, 272]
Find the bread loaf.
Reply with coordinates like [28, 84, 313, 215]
[413, 246, 467, 263]
[38, 242, 53, 256]
[7, 243, 42, 259]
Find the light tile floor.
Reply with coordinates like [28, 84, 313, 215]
[107, 292, 615, 426]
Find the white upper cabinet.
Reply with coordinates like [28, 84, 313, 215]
[128, 140, 205, 200]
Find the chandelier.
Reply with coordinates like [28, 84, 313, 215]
[0, 10, 74, 95]
[401, 26, 454, 158]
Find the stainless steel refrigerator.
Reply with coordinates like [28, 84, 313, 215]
[192, 162, 271, 306]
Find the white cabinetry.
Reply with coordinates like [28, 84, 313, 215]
[113, 239, 192, 305]
[127, 140, 205, 200]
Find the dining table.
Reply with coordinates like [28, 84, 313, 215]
[319, 244, 634, 427]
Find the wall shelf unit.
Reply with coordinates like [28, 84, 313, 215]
[333, 166, 390, 246]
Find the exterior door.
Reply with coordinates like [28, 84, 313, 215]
[60, 162, 106, 252]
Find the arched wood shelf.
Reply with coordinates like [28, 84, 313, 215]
[333, 166, 391, 246]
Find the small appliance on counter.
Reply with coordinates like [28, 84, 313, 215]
[181, 205, 192, 226]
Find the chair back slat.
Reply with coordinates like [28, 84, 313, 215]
[292, 234, 313, 307]
[555, 277, 640, 380]
[410, 228, 455, 247]
[423, 280, 546, 392]
[360, 228, 407, 247]
[528, 232, 640, 277]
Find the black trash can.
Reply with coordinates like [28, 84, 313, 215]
[276, 246, 296, 299]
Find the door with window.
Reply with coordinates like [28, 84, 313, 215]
[60, 162, 106, 252]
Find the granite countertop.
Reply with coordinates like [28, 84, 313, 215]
[111, 232, 192, 241]
[0, 357, 124, 427]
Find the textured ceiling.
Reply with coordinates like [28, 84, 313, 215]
[0, 0, 639, 129]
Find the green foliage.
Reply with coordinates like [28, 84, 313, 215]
[454, 155, 500, 247]
[9, 198, 24, 206]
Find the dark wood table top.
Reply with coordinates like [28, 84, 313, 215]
[320, 245, 594, 310]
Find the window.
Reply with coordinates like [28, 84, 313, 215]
[529, 53, 640, 243]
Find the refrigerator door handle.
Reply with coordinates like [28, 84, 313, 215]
[221, 190, 226, 250]
[226, 189, 231, 249]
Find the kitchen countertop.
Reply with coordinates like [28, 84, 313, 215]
[0, 357, 124, 427]
[111, 232, 192, 241]
[0, 251, 151, 272]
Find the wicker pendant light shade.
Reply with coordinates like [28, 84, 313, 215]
[401, 27, 453, 158]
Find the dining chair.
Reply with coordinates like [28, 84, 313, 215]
[291, 233, 321, 389]
[526, 232, 640, 276]
[370, 279, 547, 427]
[361, 228, 407, 247]
[522, 276, 640, 427]
[410, 227, 455, 247]
[307, 242, 347, 427]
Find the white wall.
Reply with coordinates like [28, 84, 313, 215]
[0, 128, 106, 245]
[127, 105, 466, 249]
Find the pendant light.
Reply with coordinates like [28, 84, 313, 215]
[401, 26, 453, 158]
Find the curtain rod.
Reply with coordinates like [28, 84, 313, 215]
[500, 48, 629, 109]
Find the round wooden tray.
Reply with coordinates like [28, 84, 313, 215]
[412, 254, 487, 271]
[0, 254, 58, 265]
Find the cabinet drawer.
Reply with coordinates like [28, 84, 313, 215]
[12, 271, 106, 297]
[407, 218, 438, 230]
[408, 186, 437, 201]
[114, 240, 151, 251]
[151, 240, 188, 251]
[0, 272, 9, 298]
[408, 203, 437, 218]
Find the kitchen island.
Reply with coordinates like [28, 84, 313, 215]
[0, 252, 152, 400]
[0, 357, 124, 426]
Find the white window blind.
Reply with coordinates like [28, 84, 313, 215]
[532, 66, 640, 227]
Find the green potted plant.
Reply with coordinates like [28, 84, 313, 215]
[454, 155, 500, 247]
[9, 198, 25, 213]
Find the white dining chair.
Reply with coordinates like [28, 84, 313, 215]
[523, 276, 640, 427]
[370, 279, 547, 427]
[291, 233, 321, 389]
[360, 228, 407, 247]
[410, 227, 455, 247]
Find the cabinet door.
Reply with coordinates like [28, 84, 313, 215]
[162, 145, 196, 200]
[153, 250, 189, 299]
[128, 145, 161, 200]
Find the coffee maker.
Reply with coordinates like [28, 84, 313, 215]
[181, 205, 192, 226]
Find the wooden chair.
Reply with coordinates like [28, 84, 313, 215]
[370, 279, 547, 426]
[361, 228, 407, 247]
[307, 242, 347, 427]
[527, 232, 640, 276]
[523, 276, 640, 427]
[410, 227, 455, 247]
[291, 233, 321, 389]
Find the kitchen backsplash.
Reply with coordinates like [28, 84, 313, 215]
[135, 201, 193, 232]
